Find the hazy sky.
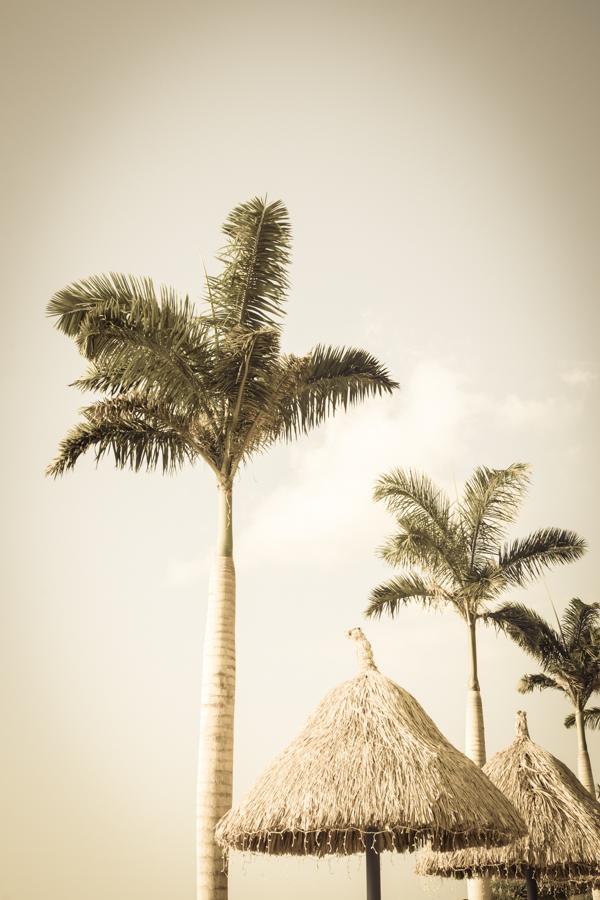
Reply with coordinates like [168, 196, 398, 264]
[2, 2, 600, 899]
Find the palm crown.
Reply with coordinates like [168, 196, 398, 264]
[47, 198, 397, 482]
[488, 597, 600, 715]
[365, 463, 586, 624]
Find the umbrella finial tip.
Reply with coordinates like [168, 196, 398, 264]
[516, 710, 530, 738]
[347, 627, 377, 672]
[347, 626, 363, 639]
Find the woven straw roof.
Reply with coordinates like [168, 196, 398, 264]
[216, 629, 525, 857]
[416, 711, 600, 881]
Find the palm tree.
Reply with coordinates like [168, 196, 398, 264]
[46, 197, 398, 900]
[565, 707, 600, 730]
[365, 465, 585, 900]
[488, 598, 600, 796]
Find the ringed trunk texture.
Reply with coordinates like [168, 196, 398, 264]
[573, 709, 599, 900]
[575, 708, 595, 796]
[464, 689, 486, 767]
[196, 486, 236, 900]
[465, 619, 491, 900]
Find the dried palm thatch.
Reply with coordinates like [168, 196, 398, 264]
[416, 711, 600, 882]
[539, 876, 599, 897]
[216, 629, 526, 857]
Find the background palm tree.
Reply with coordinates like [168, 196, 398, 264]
[488, 598, 600, 796]
[365, 464, 585, 900]
[565, 708, 600, 730]
[46, 197, 398, 900]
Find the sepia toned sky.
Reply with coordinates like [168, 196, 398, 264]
[2, 2, 600, 899]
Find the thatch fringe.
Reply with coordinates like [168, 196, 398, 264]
[217, 825, 526, 857]
[216, 631, 526, 858]
[416, 712, 600, 881]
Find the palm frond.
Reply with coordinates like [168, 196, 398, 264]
[365, 574, 445, 618]
[46, 395, 198, 476]
[48, 272, 200, 348]
[561, 598, 600, 651]
[459, 463, 530, 563]
[492, 599, 599, 708]
[48, 273, 218, 419]
[378, 517, 460, 587]
[277, 345, 398, 437]
[487, 602, 565, 666]
[373, 468, 456, 546]
[209, 197, 291, 332]
[564, 707, 600, 730]
[497, 528, 587, 587]
[518, 673, 562, 695]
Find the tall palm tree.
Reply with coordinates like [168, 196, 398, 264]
[365, 465, 585, 900]
[46, 197, 398, 900]
[488, 598, 600, 796]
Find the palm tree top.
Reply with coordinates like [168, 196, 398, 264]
[488, 597, 600, 709]
[366, 464, 586, 622]
[47, 197, 398, 483]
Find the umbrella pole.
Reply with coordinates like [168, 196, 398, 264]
[365, 833, 381, 900]
[524, 867, 538, 900]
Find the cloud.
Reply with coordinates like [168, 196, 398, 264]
[562, 367, 597, 387]
[165, 360, 592, 582]
[497, 393, 557, 428]
[235, 361, 489, 568]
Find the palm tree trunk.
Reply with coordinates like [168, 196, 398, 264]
[196, 483, 236, 900]
[574, 707, 595, 795]
[464, 618, 486, 766]
[465, 618, 491, 900]
[571, 707, 599, 900]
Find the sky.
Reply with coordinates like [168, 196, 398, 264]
[2, 2, 600, 899]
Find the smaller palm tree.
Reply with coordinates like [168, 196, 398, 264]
[366, 468, 586, 900]
[488, 598, 600, 796]
[366, 464, 586, 770]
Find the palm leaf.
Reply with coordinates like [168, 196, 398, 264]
[378, 517, 460, 586]
[238, 345, 397, 456]
[47, 272, 198, 348]
[561, 598, 600, 651]
[365, 574, 445, 618]
[564, 707, 600, 730]
[497, 528, 586, 587]
[373, 468, 455, 546]
[459, 463, 530, 562]
[518, 673, 562, 694]
[48, 274, 218, 418]
[487, 602, 565, 666]
[46, 396, 198, 476]
[210, 197, 291, 332]
[281, 345, 398, 435]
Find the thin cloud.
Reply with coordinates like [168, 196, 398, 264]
[236, 361, 488, 568]
[166, 360, 592, 581]
[498, 393, 557, 428]
[562, 367, 597, 387]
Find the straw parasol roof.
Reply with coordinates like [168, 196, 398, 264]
[416, 711, 600, 882]
[216, 628, 526, 857]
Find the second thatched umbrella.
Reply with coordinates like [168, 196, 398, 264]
[416, 711, 600, 900]
[216, 628, 526, 900]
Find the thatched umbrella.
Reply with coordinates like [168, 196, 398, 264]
[416, 711, 600, 900]
[216, 628, 526, 900]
